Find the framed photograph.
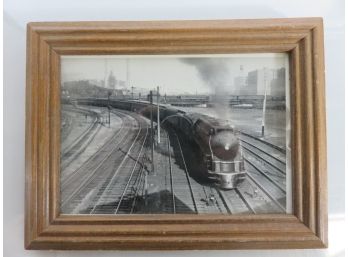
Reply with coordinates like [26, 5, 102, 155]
[25, 18, 327, 250]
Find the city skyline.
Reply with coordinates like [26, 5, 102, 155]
[61, 54, 289, 95]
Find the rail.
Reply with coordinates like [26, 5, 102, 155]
[241, 144, 286, 175]
[114, 127, 149, 214]
[240, 131, 286, 154]
[61, 110, 141, 212]
[166, 131, 176, 214]
[173, 132, 198, 214]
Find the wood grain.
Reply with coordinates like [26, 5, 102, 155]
[25, 18, 327, 250]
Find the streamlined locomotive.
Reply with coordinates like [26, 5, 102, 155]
[164, 112, 246, 189]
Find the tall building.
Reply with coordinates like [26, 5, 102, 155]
[270, 67, 286, 96]
[233, 76, 246, 94]
[107, 71, 116, 89]
[233, 65, 247, 95]
[245, 68, 277, 95]
[244, 70, 258, 95]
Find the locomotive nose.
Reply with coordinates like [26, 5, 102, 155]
[210, 131, 239, 161]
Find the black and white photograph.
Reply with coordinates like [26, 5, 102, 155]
[60, 54, 291, 215]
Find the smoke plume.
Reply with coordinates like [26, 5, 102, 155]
[181, 58, 231, 120]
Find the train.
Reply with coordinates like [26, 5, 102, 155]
[70, 97, 246, 189]
[163, 112, 246, 189]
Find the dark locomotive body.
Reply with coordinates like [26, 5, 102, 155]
[165, 112, 246, 189]
[73, 98, 245, 189]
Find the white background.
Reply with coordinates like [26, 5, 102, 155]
[3, 0, 345, 256]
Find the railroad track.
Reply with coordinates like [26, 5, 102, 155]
[165, 129, 176, 214]
[89, 123, 149, 214]
[61, 106, 100, 153]
[164, 128, 231, 214]
[60, 117, 125, 189]
[60, 107, 102, 171]
[61, 109, 137, 208]
[61, 109, 150, 214]
[129, 159, 147, 214]
[61, 111, 73, 143]
[161, 127, 287, 215]
[239, 132, 287, 211]
[60, 107, 288, 215]
[166, 128, 199, 214]
[239, 132, 286, 154]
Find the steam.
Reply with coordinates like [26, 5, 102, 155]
[181, 58, 231, 120]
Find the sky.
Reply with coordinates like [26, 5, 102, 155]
[61, 54, 288, 95]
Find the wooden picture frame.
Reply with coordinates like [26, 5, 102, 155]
[25, 18, 327, 250]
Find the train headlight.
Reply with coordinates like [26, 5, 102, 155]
[224, 144, 230, 150]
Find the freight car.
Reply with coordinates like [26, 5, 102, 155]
[73, 98, 245, 189]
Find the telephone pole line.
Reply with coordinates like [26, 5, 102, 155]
[149, 90, 154, 174]
[157, 86, 160, 144]
[261, 68, 268, 137]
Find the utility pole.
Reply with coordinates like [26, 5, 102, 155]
[107, 90, 111, 127]
[126, 59, 130, 89]
[149, 91, 155, 174]
[131, 86, 135, 100]
[104, 59, 108, 88]
[157, 86, 160, 144]
[261, 68, 268, 137]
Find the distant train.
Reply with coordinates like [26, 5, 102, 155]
[71, 98, 246, 189]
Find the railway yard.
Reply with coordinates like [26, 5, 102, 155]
[60, 103, 289, 215]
